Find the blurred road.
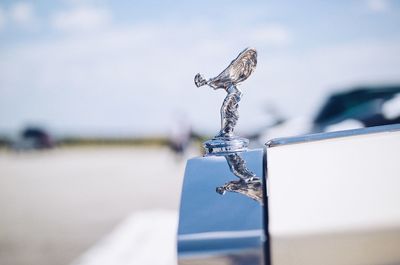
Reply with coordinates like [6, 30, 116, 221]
[0, 147, 190, 265]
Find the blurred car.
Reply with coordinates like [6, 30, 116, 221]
[313, 85, 400, 132]
[255, 85, 400, 143]
[12, 126, 55, 151]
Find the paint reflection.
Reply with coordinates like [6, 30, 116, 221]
[216, 153, 263, 204]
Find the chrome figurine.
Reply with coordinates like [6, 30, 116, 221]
[195, 48, 257, 155]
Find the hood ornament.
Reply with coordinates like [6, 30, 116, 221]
[194, 48, 257, 155]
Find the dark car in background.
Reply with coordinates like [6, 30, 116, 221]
[12, 127, 55, 151]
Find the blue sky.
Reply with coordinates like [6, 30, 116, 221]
[0, 0, 400, 137]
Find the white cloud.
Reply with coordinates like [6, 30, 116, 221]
[250, 24, 291, 46]
[10, 2, 36, 27]
[256, 40, 400, 119]
[367, 0, 389, 12]
[52, 6, 111, 32]
[0, 21, 399, 135]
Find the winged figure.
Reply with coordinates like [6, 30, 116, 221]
[194, 48, 257, 138]
[194, 48, 257, 90]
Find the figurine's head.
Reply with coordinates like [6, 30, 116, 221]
[226, 47, 257, 86]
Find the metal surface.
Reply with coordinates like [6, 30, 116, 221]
[266, 123, 400, 147]
[195, 48, 257, 155]
[177, 148, 265, 265]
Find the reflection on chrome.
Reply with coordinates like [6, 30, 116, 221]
[194, 48, 257, 155]
[217, 153, 263, 204]
[177, 148, 265, 265]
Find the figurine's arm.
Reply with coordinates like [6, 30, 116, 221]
[194, 73, 208, 88]
[194, 73, 225, 90]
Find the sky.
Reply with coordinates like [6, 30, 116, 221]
[0, 0, 400, 137]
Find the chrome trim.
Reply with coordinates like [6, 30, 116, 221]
[203, 136, 249, 155]
[266, 123, 400, 148]
[178, 229, 264, 241]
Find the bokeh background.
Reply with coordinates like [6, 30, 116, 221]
[0, 1, 400, 265]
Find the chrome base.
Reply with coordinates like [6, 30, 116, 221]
[203, 136, 249, 155]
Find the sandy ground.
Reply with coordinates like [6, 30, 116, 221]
[0, 146, 193, 265]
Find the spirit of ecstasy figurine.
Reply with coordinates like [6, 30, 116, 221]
[194, 48, 262, 203]
[194, 48, 257, 155]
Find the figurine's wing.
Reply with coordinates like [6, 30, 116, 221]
[208, 48, 257, 90]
